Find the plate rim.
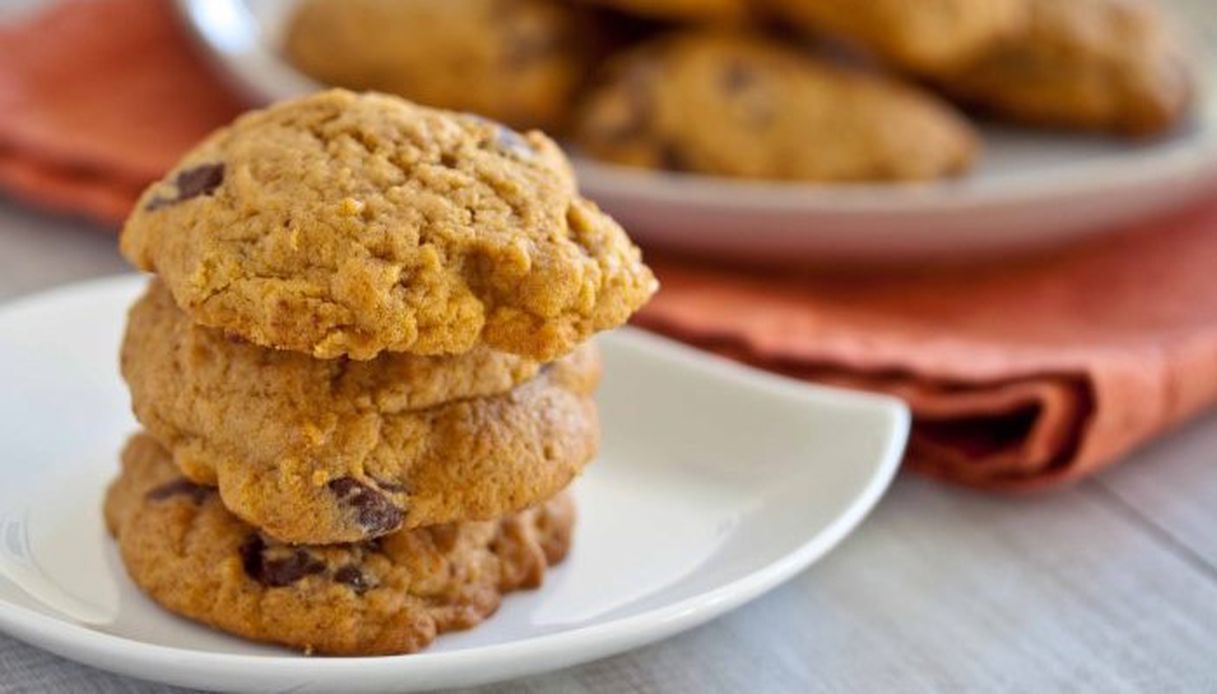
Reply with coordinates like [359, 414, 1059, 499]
[572, 125, 1217, 212]
[0, 275, 909, 690]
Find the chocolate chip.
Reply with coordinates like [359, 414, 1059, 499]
[328, 477, 403, 535]
[176, 163, 225, 198]
[239, 534, 265, 578]
[146, 478, 210, 505]
[240, 534, 327, 587]
[146, 163, 225, 211]
[264, 551, 326, 587]
[333, 564, 371, 594]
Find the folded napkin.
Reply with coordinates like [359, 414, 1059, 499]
[4, 0, 1217, 490]
[638, 204, 1217, 490]
[0, 0, 245, 223]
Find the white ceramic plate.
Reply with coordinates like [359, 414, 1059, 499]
[0, 276, 908, 692]
[175, 0, 1217, 263]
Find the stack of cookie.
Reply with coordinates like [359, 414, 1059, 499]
[104, 89, 656, 655]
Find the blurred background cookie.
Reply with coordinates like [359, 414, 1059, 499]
[937, 0, 1194, 136]
[284, 0, 597, 131]
[572, 32, 978, 181]
[278, 0, 1197, 181]
[762, 0, 1029, 73]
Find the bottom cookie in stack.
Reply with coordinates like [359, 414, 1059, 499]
[105, 433, 575, 656]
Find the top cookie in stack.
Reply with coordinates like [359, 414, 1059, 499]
[116, 89, 657, 546]
[121, 89, 655, 362]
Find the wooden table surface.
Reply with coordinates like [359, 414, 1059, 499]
[1, 197, 1216, 693]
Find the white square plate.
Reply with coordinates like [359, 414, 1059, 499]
[0, 276, 908, 692]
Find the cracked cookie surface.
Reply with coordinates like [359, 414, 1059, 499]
[105, 433, 574, 655]
[573, 32, 977, 181]
[123, 281, 600, 544]
[120, 89, 656, 361]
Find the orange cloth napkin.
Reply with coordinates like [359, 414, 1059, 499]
[4, 0, 1217, 490]
[0, 0, 245, 223]
[638, 206, 1217, 490]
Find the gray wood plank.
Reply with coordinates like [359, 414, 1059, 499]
[0, 198, 127, 302]
[1097, 413, 1217, 570]
[0, 636, 185, 693]
[462, 474, 1217, 694]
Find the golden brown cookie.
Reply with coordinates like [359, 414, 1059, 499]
[573, 32, 977, 181]
[764, 0, 1027, 73]
[105, 433, 574, 656]
[940, 0, 1193, 136]
[284, 0, 594, 132]
[579, 0, 750, 23]
[120, 89, 657, 361]
[122, 280, 601, 545]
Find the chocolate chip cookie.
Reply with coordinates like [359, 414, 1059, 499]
[105, 433, 574, 655]
[573, 32, 978, 181]
[764, 0, 1027, 74]
[939, 0, 1193, 137]
[120, 89, 657, 361]
[122, 280, 600, 544]
[285, 0, 595, 132]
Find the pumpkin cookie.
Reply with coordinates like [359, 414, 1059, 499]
[105, 433, 574, 655]
[940, 0, 1193, 136]
[120, 89, 656, 361]
[764, 0, 1027, 73]
[574, 32, 977, 181]
[285, 0, 595, 132]
[122, 280, 600, 545]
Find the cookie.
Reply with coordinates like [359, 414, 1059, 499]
[120, 89, 657, 361]
[764, 0, 1027, 74]
[122, 280, 601, 544]
[940, 0, 1193, 137]
[284, 0, 594, 132]
[573, 32, 977, 181]
[579, 0, 749, 23]
[105, 433, 574, 655]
